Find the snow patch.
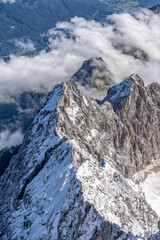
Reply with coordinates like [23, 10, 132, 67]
[76, 158, 153, 237]
[134, 160, 160, 217]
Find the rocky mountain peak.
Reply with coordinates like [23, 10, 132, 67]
[129, 74, 145, 87]
[0, 76, 160, 239]
[100, 74, 160, 176]
[101, 74, 145, 111]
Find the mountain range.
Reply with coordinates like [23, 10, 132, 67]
[0, 73, 160, 239]
[0, 2, 160, 239]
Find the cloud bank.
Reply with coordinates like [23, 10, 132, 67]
[1, 9, 160, 147]
[14, 38, 35, 52]
[0, 9, 160, 98]
[1, 0, 15, 3]
[0, 129, 23, 149]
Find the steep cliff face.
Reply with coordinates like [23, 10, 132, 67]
[0, 76, 160, 239]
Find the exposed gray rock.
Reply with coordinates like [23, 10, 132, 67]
[102, 74, 160, 176]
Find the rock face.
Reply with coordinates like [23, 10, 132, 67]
[0, 75, 160, 240]
[101, 74, 160, 176]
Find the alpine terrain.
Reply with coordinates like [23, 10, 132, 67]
[0, 73, 160, 239]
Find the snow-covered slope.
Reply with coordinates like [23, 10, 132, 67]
[0, 76, 160, 239]
[134, 160, 160, 217]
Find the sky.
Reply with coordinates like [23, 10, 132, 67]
[0, 8, 160, 148]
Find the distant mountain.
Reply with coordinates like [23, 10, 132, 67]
[0, 74, 160, 239]
[0, 91, 46, 176]
[0, 0, 160, 58]
[70, 57, 115, 91]
[0, 91, 46, 141]
[150, 4, 160, 13]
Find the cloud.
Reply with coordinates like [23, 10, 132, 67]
[45, 10, 160, 86]
[13, 38, 35, 52]
[0, 9, 160, 99]
[0, 129, 23, 149]
[1, 0, 15, 3]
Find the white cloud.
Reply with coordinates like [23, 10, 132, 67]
[1, 0, 15, 3]
[14, 38, 35, 52]
[0, 129, 23, 149]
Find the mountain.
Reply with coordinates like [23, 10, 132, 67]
[0, 74, 160, 239]
[70, 57, 115, 92]
[150, 4, 160, 13]
[0, 0, 160, 58]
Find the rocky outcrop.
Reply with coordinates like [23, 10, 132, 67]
[0, 76, 160, 239]
[102, 74, 160, 176]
